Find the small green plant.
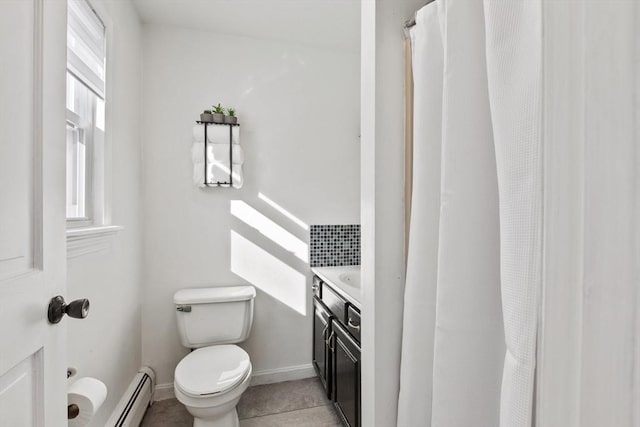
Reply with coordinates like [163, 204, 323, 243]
[203, 109, 212, 114]
[226, 108, 236, 117]
[212, 103, 224, 114]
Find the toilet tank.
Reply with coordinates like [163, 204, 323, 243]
[173, 286, 256, 348]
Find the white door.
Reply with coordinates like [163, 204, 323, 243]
[0, 0, 68, 425]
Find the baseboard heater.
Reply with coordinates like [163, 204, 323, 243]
[106, 367, 156, 427]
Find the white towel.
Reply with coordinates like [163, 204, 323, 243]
[192, 159, 206, 188]
[211, 143, 244, 165]
[204, 163, 243, 188]
[192, 124, 240, 144]
[191, 161, 243, 189]
[191, 143, 244, 165]
[192, 124, 204, 142]
[191, 142, 244, 188]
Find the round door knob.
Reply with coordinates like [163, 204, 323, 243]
[47, 296, 90, 324]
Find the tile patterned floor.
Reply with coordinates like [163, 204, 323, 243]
[141, 377, 343, 426]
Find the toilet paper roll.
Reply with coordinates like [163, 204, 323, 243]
[67, 377, 108, 427]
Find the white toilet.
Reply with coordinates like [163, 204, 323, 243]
[173, 285, 256, 427]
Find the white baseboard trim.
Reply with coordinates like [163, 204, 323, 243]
[153, 363, 316, 401]
[250, 363, 316, 386]
[154, 382, 175, 401]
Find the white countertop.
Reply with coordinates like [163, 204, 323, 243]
[311, 266, 361, 309]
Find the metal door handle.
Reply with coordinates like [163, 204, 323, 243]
[348, 318, 360, 332]
[322, 323, 329, 338]
[326, 331, 335, 352]
[47, 296, 90, 324]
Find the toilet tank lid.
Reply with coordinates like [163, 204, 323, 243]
[174, 286, 256, 305]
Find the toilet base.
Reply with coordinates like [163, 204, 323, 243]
[175, 349, 252, 427]
[193, 408, 239, 427]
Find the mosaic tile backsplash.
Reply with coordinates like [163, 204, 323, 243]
[310, 224, 361, 267]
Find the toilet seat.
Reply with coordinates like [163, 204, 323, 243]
[175, 345, 251, 398]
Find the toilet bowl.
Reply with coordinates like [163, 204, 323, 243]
[174, 345, 252, 427]
[173, 286, 256, 427]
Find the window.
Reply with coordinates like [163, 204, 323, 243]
[66, 0, 105, 226]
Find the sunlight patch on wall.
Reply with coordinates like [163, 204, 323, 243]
[258, 192, 309, 231]
[230, 230, 306, 316]
[231, 200, 308, 262]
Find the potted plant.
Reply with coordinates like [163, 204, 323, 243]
[212, 103, 225, 123]
[224, 108, 238, 124]
[200, 109, 213, 123]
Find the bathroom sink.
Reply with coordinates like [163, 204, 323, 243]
[339, 272, 360, 288]
[311, 266, 361, 308]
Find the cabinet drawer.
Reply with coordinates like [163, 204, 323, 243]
[321, 283, 347, 323]
[346, 305, 361, 343]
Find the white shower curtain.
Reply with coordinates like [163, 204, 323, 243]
[398, 1, 542, 426]
[397, 3, 444, 424]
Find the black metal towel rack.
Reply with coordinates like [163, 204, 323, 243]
[196, 121, 240, 187]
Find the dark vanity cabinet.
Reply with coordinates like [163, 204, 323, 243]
[312, 297, 333, 396]
[332, 320, 361, 427]
[312, 275, 361, 427]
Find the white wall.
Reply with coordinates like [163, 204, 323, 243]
[360, 0, 428, 425]
[66, 1, 143, 425]
[140, 24, 360, 388]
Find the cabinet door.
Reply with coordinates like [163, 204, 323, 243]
[313, 297, 332, 397]
[332, 321, 361, 427]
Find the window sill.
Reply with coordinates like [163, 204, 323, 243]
[66, 225, 123, 259]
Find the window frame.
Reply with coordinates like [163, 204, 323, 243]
[65, 75, 98, 227]
[65, 0, 121, 255]
[65, 0, 105, 229]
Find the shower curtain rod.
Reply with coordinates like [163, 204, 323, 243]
[405, 17, 416, 28]
[404, 0, 437, 28]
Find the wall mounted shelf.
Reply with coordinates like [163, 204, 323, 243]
[196, 121, 240, 187]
